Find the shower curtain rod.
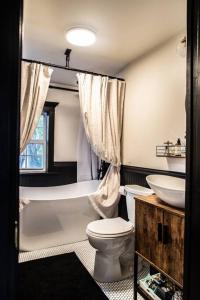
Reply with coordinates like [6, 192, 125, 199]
[49, 85, 78, 93]
[22, 58, 125, 81]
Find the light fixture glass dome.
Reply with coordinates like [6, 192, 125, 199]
[66, 27, 96, 47]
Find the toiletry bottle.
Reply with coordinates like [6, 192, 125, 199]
[181, 135, 186, 157]
[164, 141, 174, 156]
[174, 138, 181, 156]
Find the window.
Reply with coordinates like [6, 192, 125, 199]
[19, 101, 58, 174]
[20, 113, 48, 171]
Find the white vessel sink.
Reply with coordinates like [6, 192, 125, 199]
[146, 175, 185, 208]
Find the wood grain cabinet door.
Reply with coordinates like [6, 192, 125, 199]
[162, 212, 184, 286]
[135, 200, 163, 267]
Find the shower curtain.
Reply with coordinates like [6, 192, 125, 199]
[20, 61, 53, 152]
[20, 62, 53, 211]
[77, 73, 125, 218]
[77, 119, 100, 182]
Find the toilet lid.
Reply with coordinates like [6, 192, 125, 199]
[87, 217, 133, 237]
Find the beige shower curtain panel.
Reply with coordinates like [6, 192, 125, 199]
[77, 73, 125, 218]
[20, 62, 53, 153]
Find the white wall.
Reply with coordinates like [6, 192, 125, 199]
[46, 88, 80, 161]
[120, 35, 186, 172]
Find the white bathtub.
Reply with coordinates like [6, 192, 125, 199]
[19, 180, 100, 251]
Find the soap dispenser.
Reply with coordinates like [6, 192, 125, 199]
[174, 138, 181, 156]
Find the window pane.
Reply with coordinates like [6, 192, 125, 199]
[27, 155, 43, 169]
[21, 148, 27, 155]
[37, 115, 44, 127]
[19, 112, 47, 171]
[27, 144, 43, 156]
[20, 156, 26, 169]
[32, 127, 44, 140]
[32, 115, 44, 140]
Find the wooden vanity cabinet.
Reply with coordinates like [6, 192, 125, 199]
[135, 195, 185, 287]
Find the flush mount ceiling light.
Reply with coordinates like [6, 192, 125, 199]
[66, 27, 96, 47]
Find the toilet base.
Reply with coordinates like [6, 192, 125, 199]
[93, 234, 135, 283]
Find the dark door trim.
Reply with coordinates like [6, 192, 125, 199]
[184, 0, 200, 299]
[1, 0, 22, 299]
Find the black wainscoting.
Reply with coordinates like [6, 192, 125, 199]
[119, 165, 186, 220]
[121, 165, 185, 187]
[20, 162, 77, 187]
[20, 162, 185, 220]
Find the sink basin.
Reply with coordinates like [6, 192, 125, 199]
[146, 175, 185, 208]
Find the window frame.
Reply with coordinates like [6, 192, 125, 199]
[43, 101, 59, 172]
[20, 101, 58, 174]
[20, 112, 48, 172]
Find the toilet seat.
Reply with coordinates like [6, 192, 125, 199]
[86, 217, 133, 238]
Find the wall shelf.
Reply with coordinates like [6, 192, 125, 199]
[156, 145, 186, 158]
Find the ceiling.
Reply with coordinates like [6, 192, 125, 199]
[23, 0, 186, 86]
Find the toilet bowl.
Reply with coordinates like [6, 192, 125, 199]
[87, 185, 154, 282]
[87, 217, 134, 282]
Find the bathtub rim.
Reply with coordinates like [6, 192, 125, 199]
[19, 180, 101, 202]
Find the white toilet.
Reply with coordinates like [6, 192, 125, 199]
[86, 185, 153, 282]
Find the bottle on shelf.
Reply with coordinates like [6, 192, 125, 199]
[174, 138, 182, 156]
[164, 141, 174, 156]
[181, 135, 186, 157]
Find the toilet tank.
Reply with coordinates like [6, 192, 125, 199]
[124, 185, 154, 225]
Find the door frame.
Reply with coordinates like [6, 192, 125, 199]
[1, 0, 200, 299]
[184, 0, 200, 299]
[0, 0, 22, 299]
